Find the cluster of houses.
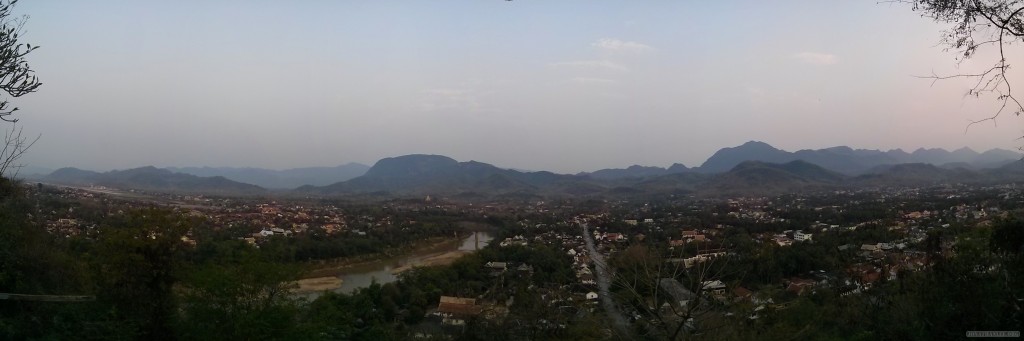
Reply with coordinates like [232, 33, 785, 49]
[45, 218, 88, 237]
[497, 235, 528, 247]
[766, 229, 813, 247]
[565, 248, 596, 286]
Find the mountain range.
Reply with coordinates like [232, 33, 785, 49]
[576, 163, 691, 180]
[25, 142, 1024, 197]
[694, 141, 1020, 174]
[167, 163, 370, 189]
[298, 155, 604, 196]
[299, 154, 1024, 198]
[573, 141, 1021, 180]
[42, 166, 265, 195]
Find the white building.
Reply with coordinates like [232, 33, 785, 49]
[794, 231, 813, 242]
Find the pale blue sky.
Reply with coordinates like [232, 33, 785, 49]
[11, 1, 1024, 173]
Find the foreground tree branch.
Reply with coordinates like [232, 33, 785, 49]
[0, 122, 36, 179]
[0, 0, 41, 123]
[898, 0, 1024, 129]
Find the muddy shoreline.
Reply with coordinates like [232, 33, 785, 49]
[300, 233, 468, 279]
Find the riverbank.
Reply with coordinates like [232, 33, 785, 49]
[300, 234, 466, 279]
[292, 276, 344, 293]
[389, 250, 470, 274]
[296, 231, 494, 294]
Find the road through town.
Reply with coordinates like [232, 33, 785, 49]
[581, 222, 631, 339]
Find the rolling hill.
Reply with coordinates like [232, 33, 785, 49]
[168, 163, 370, 189]
[303, 155, 603, 196]
[41, 166, 265, 195]
[578, 163, 691, 180]
[697, 160, 847, 195]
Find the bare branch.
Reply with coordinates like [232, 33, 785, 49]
[0, 0, 41, 123]
[0, 121, 36, 179]
[898, 1, 1024, 134]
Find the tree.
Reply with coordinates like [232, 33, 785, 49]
[176, 256, 303, 340]
[902, 0, 1024, 127]
[609, 242, 738, 340]
[0, 122, 36, 178]
[0, 0, 39, 124]
[90, 209, 192, 340]
[0, 179, 95, 340]
[0, 0, 40, 178]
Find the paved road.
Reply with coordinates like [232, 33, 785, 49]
[581, 223, 631, 339]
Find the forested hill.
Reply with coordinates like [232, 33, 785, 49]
[42, 166, 266, 195]
[168, 163, 370, 189]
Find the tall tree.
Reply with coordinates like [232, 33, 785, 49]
[91, 209, 192, 340]
[176, 256, 303, 340]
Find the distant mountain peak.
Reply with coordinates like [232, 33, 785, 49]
[741, 140, 774, 147]
[364, 154, 459, 178]
[667, 163, 689, 172]
[822, 146, 854, 153]
[581, 163, 691, 180]
[382, 154, 455, 161]
[129, 165, 162, 172]
[697, 141, 790, 173]
[309, 154, 590, 196]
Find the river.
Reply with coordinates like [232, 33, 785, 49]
[309, 231, 493, 295]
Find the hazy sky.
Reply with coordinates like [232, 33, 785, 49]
[10, 1, 1024, 173]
